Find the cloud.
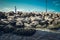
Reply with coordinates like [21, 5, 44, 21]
[53, 1, 60, 6]
[0, 7, 58, 13]
[0, 8, 14, 12]
[55, 4, 60, 6]
[52, 0, 60, 4]
[47, 9, 56, 12]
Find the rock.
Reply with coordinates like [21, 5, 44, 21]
[3, 24, 14, 33]
[22, 17, 31, 23]
[9, 20, 16, 26]
[24, 23, 31, 28]
[13, 28, 36, 36]
[0, 25, 5, 31]
[16, 21, 24, 28]
[30, 21, 39, 28]
[36, 24, 41, 28]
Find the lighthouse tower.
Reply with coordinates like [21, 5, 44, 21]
[15, 6, 17, 13]
[14, 6, 17, 17]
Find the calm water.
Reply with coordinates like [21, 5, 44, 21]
[0, 30, 60, 40]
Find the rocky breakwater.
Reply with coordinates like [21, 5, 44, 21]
[0, 11, 60, 36]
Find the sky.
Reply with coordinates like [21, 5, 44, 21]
[0, 0, 60, 12]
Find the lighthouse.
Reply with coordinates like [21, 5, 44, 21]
[15, 6, 17, 13]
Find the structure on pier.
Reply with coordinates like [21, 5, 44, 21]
[15, 6, 17, 13]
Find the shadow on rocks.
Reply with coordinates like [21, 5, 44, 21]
[0, 28, 36, 36]
[12, 29, 36, 36]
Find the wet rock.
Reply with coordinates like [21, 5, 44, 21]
[3, 24, 15, 33]
[13, 28, 36, 36]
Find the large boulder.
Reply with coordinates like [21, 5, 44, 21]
[9, 20, 16, 26]
[39, 20, 49, 28]
[22, 17, 31, 23]
[34, 16, 42, 21]
[36, 24, 41, 28]
[0, 12, 7, 19]
[21, 12, 27, 17]
[16, 21, 24, 28]
[30, 21, 39, 28]
[24, 23, 32, 28]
